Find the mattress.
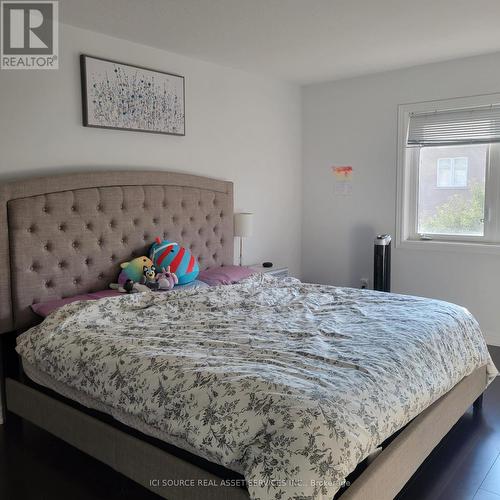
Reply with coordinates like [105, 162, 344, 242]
[16, 274, 497, 500]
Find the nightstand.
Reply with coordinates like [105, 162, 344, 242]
[250, 264, 289, 278]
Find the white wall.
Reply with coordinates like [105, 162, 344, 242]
[0, 23, 302, 276]
[302, 52, 500, 345]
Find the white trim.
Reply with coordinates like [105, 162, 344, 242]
[397, 239, 500, 255]
[395, 104, 410, 247]
[399, 92, 500, 117]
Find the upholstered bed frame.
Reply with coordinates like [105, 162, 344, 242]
[0, 171, 488, 500]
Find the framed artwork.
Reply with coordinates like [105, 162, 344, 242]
[80, 55, 185, 136]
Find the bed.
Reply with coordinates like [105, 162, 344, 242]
[0, 170, 496, 500]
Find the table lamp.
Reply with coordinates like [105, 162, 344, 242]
[234, 213, 253, 266]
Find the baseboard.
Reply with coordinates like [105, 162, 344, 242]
[484, 330, 500, 347]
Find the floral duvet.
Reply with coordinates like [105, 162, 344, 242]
[16, 274, 497, 500]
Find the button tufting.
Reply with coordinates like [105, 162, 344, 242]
[15, 186, 232, 288]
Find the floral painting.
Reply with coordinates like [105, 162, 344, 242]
[81, 55, 185, 136]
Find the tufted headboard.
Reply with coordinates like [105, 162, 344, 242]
[0, 171, 234, 333]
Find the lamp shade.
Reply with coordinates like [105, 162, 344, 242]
[234, 213, 253, 238]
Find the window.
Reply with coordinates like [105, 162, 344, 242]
[418, 146, 486, 237]
[397, 93, 500, 250]
[436, 157, 468, 188]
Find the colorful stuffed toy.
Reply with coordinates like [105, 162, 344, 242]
[140, 265, 160, 291]
[111, 256, 180, 294]
[117, 256, 154, 285]
[156, 266, 179, 290]
[149, 237, 199, 285]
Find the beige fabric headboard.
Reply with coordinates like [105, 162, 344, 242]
[0, 171, 234, 333]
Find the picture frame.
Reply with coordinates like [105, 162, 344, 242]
[80, 54, 185, 136]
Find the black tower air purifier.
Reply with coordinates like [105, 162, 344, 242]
[374, 234, 391, 292]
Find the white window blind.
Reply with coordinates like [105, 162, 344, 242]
[407, 105, 500, 147]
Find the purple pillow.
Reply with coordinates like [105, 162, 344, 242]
[198, 266, 255, 286]
[31, 290, 121, 318]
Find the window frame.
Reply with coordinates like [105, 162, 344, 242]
[396, 93, 500, 254]
[436, 157, 468, 188]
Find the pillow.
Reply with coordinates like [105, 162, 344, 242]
[31, 290, 121, 318]
[198, 266, 255, 286]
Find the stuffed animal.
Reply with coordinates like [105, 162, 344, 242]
[118, 256, 154, 285]
[110, 280, 151, 294]
[156, 266, 179, 290]
[149, 237, 199, 285]
[140, 265, 160, 291]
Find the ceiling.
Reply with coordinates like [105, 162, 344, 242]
[60, 0, 500, 84]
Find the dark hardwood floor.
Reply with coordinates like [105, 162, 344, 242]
[396, 345, 500, 500]
[1, 347, 499, 500]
